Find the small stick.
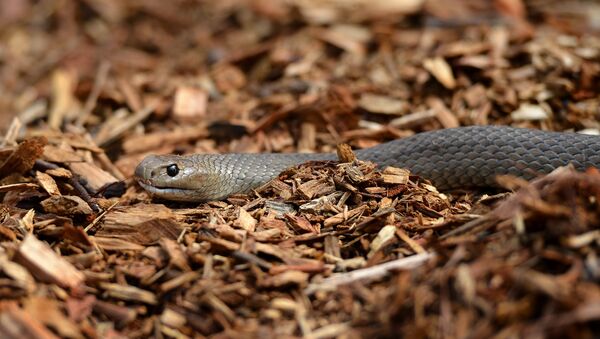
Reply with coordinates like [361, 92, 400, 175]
[305, 252, 434, 294]
[76, 62, 111, 127]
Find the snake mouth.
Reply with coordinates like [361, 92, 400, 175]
[134, 164, 194, 194]
[136, 180, 198, 201]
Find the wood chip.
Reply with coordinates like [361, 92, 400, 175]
[297, 178, 335, 200]
[368, 225, 397, 257]
[234, 207, 257, 232]
[0, 137, 47, 179]
[68, 162, 122, 195]
[45, 167, 72, 178]
[428, 97, 460, 128]
[40, 195, 93, 215]
[324, 205, 367, 227]
[159, 238, 191, 271]
[336, 143, 356, 163]
[0, 302, 60, 339]
[358, 94, 406, 115]
[285, 214, 319, 234]
[511, 103, 550, 121]
[23, 297, 83, 339]
[423, 57, 456, 89]
[122, 126, 207, 154]
[35, 171, 60, 196]
[99, 282, 158, 305]
[13, 235, 85, 290]
[48, 69, 76, 130]
[173, 86, 208, 121]
[381, 166, 410, 184]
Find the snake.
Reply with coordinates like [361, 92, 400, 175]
[134, 126, 600, 202]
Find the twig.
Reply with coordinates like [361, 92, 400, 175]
[70, 176, 101, 213]
[438, 216, 491, 240]
[84, 200, 119, 233]
[305, 252, 434, 294]
[94, 105, 156, 146]
[76, 62, 111, 127]
[232, 251, 273, 270]
[1, 117, 22, 146]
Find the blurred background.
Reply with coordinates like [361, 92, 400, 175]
[1, 0, 600, 167]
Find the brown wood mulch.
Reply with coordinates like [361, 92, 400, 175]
[1, 0, 600, 338]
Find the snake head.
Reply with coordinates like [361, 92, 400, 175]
[134, 154, 228, 202]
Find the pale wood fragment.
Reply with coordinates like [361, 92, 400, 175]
[13, 235, 85, 290]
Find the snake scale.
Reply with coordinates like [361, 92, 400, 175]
[135, 126, 600, 202]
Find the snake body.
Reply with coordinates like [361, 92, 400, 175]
[135, 126, 600, 202]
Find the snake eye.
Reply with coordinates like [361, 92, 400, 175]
[166, 164, 179, 177]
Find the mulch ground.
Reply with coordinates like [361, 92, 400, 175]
[1, 0, 599, 338]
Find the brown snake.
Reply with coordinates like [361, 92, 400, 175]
[135, 126, 600, 202]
